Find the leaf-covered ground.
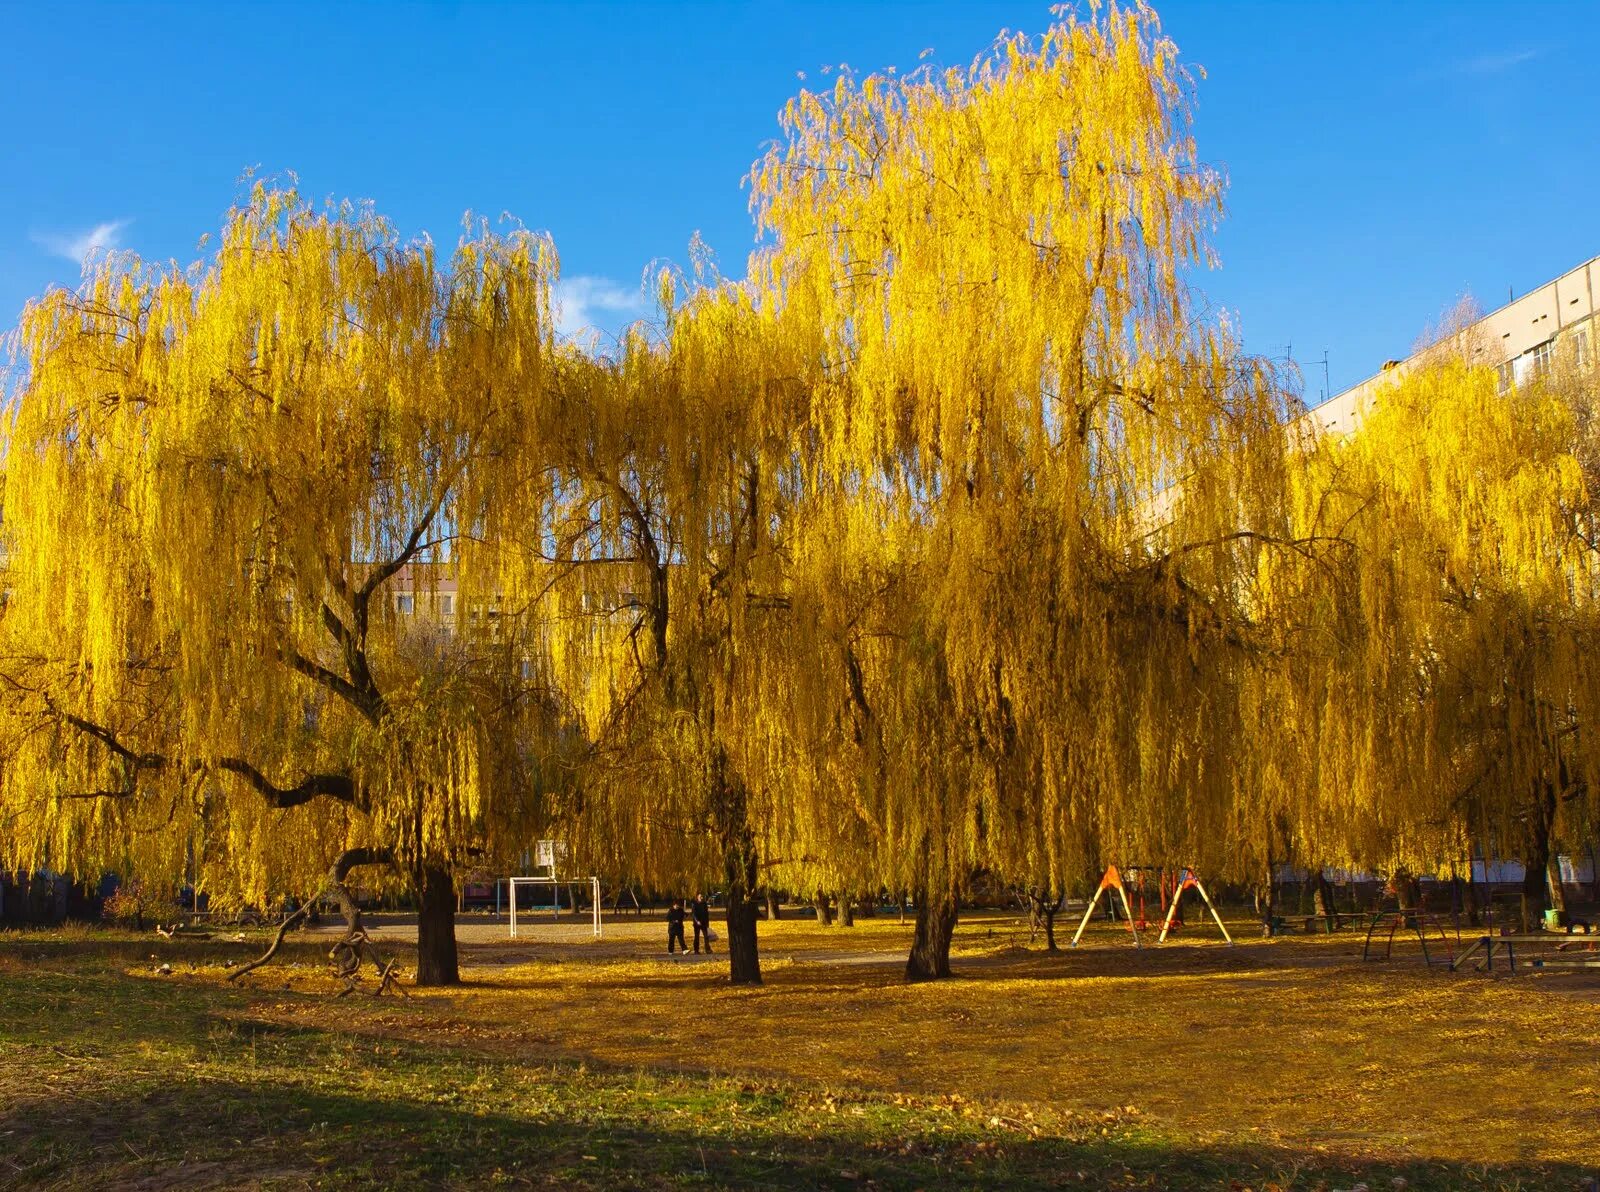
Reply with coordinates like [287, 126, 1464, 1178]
[2, 913, 1597, 1190]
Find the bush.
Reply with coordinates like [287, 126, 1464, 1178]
[101, 882, 183, 930]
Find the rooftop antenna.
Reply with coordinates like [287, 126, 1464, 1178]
[1320, 350, 1330, 403]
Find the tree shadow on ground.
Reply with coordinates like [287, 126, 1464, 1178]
[0, 930, 344, 970]
[440, 948, 1332, 998]
[2, 1072, 1593, 1192]
[4, 937, 1596, 1192]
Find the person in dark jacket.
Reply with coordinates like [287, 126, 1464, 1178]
[666, 898, 688, 954]
[691, 892, 712, 953]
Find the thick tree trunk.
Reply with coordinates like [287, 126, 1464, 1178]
[713, 754, 762, 985]
[813, 890, 834, 926]
[415, 864, 460, 987]
[838, 893, 855, 927]
[1521, 785, 1559, 932]
[1311, 871, 1338, 927]
[765, 888, 783, 920]
[723, 848, 762, 985]
[1454, 874, 1482, 928]
[1545, 855, 1568, 920]
[1462, 874, 1482, 928]
[1391, 870, 1421, 924]
[905, 887, 958, 982]
[1520, 853, 1549, 932]
[1255, 862, 1280, 937]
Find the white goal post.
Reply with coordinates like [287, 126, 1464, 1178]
[507, 875, 602, 939]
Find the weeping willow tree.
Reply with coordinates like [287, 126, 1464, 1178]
[461, 255, 811, 983]
[739, 5, 1310, 976]
[14, 6, 1585, 1001]
[0, 187, 574, 984]
[1284, 354, 1600, 927]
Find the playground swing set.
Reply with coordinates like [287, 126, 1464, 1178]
[1070, 864, 1233, 948]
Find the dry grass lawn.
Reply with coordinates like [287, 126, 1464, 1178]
[2, 910, 1596, 1190]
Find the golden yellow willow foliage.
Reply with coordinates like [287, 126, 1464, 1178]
[5, 6, 1592, 940]
[0, 187, 570, 905]
[730, 5, 1301, 898]
[1283, 359, 1600, 874]
[0, 8, 1316, 915]
[479, 5, 1298, 908]
[487, 277, 809, 898]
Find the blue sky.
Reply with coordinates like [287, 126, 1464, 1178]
[3, 1, 1596, 400]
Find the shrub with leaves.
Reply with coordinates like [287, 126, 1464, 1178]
[101, 881, 182, 930]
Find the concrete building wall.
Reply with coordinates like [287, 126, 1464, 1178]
[1307, 254, 1599, 439]
[1300, 260, 1600, 903]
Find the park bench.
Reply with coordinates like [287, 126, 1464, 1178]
[1285, 910, 1373, 934]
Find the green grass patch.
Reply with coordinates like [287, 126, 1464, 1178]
[2, 923, 1596, 1190]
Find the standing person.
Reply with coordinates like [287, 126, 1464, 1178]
[691, 892, 713, 954]
[666, 898, 688, 954]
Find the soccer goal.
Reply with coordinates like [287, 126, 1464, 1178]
[506, 875, 602, 938]
[503, 841, 602, 938]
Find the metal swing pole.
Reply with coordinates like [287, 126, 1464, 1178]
[1158, 871, 1192, 943]
[1117, 880, 1143, 948]
[1073, 865, 1143, 948]
[1192, 873, 1234, 945]
[1070, 881, 1109, 947]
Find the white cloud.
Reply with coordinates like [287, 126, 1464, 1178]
[33, 219, 131, 264]
[551, 274, 651, 341]
[1450, 48, 1539, 76]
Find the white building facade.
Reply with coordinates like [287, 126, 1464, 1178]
[1309, 255, 1599, 437]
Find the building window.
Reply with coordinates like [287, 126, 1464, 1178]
[1576, 329, 1590, 371]
[1496, 361, 1514, 394]
[439, 594, 453, 616]
[1513, 351, 1535, 387]
[1530, 340, 1554, 376]
[395, 594, 414, 615]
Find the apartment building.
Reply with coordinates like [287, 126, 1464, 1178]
[1309, 254, 1599, 437]
[385, 568, 459, 628]
[378, 568, 542, 680]
[381, 563, 633, 636]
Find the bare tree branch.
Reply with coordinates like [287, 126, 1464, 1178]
[214, 759, 360, 809]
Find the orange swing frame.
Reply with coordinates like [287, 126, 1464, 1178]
[1069, 864, 1233, 948]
